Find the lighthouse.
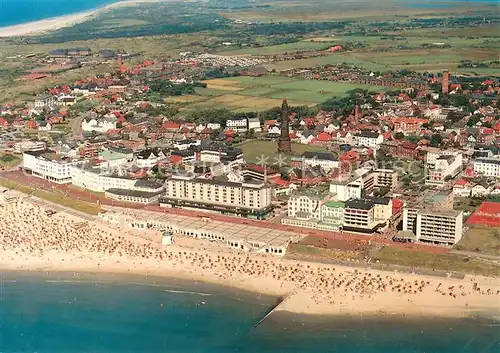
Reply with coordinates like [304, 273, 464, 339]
[277, 99, 292, 153]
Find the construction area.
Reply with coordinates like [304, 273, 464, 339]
[99, 207, 305, 256]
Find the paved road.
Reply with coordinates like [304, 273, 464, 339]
[0, 170, 452, 256]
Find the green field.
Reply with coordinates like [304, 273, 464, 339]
[237, 140, 328, 164]
[190, 75, 387, 112]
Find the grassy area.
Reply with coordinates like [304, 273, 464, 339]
[374, 247, 500, 277]
[0, 153, 21, 169]
[237, 140, 328, 164]
[456, 227, 500, 256]
[288, 243, 361, 262]
[189, 75, 386, 112]
[0, 178, 102, 215]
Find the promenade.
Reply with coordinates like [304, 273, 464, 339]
[0, 170, 451, 255]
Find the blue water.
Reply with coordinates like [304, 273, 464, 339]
[0, 0, 120, 27]
[1, 272, 499, 353]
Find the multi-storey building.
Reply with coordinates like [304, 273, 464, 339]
[160, 174, 273, 219]
[353, 130, 384, 148]
[23, 149, 83, 184]
[373, 169, 398, 190]
[281, 191, 344, 230]
[425, 152, 463, 186]
[473, 157, 500, 178]
[343, 199, 378, 233]
[402, 191, 462, 245]
[226, 118, 248, 132]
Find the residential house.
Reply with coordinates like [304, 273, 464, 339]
[82, 116, 117, 133]
[452, 178, 472, 197]
[38, 122, 51, 131]
[226, 118, 248, 132]
[353, 130, 384, 148]
[34, 94, 56, 109]
[301, 151, 339, 172]
[247, 117, 261, 132]
[135, 148, 168, 168]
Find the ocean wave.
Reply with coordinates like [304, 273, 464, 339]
[164, 289, 211, 296]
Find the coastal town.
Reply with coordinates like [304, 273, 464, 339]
[0, 0, 499, 329]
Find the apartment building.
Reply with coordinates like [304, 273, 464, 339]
[71, 162, 134, 192]
[226, 117, 248, 132]
[160, 174, 273, 219]
[353, 130, 384, 148]
[407, 209, 463, 245]
[23, 149, 83, 184]
[473, 157, 500, 178]
[343, 199, 378, 233]
[425, 152, 463, 186]
[402, 191, 462, 245]
[373, 169, 398, 190]
[281, 191, 344, 231]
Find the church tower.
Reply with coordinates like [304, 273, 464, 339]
[277, 99, 292, 153]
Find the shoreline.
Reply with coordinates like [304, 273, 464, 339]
[1, 195, 499, 320]
[0, 0, 165, 38]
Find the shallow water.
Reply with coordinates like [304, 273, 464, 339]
[0, 0, 120, 27]
[1, 271, 498, 353]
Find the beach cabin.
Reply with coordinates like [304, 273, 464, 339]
[226, 236, 250, 251]
[162, 230, 173, 245]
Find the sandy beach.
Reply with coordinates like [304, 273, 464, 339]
[1, 195, 499, 319]
[0, 0, 165, 37]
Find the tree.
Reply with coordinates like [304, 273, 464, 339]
[467, 114, 483, 127]
[394, 132, 405, 140]
[430, 134, 443, 147]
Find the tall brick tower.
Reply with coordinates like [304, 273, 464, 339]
[278, 99, 292, 153]
[442, 71, 450, 95]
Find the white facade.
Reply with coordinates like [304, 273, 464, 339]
[207, 122, 221, 130]
[162, 174, 272, 215]
[34, 95, 56, 109]
[354, 133, 384, 148]
[425, 152, 463, 186]
[474, 158, 500, 178]
[329, 178, 363, 202]
[403, 207, 463, 245]
[287, 194, 322, 220]
[23, 150, 82, 184]
[248, 118, 262, 132]
[303, 157, 339, 172]
[70, 165, 136, 192]
[226, 118, 248, 132]
[82, 117, 117, 133]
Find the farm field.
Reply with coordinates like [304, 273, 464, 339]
[237, 140, 328, 164]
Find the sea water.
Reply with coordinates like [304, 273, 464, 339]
[0, 272, 498, 353]
[0, 0, 120, 27]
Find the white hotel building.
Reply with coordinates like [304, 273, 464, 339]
[473, 157, 500, 178]
[23, 150, 83, 184]
[160, 174, 273, 219]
